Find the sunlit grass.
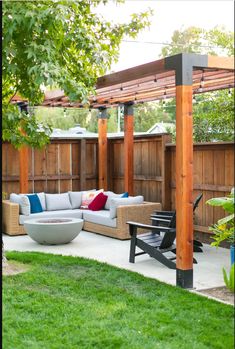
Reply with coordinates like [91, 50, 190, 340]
[3, 252, 234, 349]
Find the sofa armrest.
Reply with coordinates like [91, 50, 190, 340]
[2, 200, 26, 235]
[116, 202, 162, 236]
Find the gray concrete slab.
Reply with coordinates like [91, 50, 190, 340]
[3, 231, 230, 290]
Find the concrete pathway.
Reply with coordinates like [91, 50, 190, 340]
[3, 231, 230, 290]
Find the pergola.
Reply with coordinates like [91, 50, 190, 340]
[17, 53, 234, 288]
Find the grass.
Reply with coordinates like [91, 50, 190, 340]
[3, 252, 234, 349]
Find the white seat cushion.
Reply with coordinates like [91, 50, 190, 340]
[20, 209, 83, 225]
[83, 210, 117, 228]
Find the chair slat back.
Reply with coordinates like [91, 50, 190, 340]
[193, 193, 203, 212]
[159, 212, 176, 249]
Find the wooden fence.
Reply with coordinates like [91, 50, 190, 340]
[166, 142, 234, 235]
[2, 136, 234, 235]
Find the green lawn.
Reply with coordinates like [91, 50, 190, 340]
[3, 252, 234, 349]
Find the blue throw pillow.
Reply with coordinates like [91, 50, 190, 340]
[121, 192, 129, 198]
[27, 194, 43, 214]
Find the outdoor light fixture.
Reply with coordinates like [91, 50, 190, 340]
[162, 90, 167, 104]
[198, 73, 205, 93]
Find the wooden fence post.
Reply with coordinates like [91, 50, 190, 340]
[19, 146, 29, 193]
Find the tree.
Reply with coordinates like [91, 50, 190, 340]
[160, 25, 234, 58]
[159, 25, 234, 142]
[2, 0, 152, 147]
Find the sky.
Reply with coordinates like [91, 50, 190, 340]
[94, 0, 234, 72]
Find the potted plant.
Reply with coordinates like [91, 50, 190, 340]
[206, 188, 234, 264]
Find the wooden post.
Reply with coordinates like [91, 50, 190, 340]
[19, 146, 29, 193]
[175, 85, 193, 288]
[80, 138, 86, 190]
[162, 134, 172, 210]
[124, 103, 134, 195]
[164, 53, 203, 288]
[98, 108, 108, 190]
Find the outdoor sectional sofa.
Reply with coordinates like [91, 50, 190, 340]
[2, 190, 161, 240]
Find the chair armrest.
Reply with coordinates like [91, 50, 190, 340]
[2, 200, 25, 235]
[116, 202, 161, 234]
[127, 221, 175, 233]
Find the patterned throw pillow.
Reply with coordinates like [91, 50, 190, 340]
[80, 189, 104, 209]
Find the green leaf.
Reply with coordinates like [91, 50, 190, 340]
[218, 213, 235, 225]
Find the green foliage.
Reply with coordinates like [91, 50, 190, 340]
[193, 90, 234, 142]
[223, 264, 235, 293]
[3, 251, 234, 349]
[161, 26, 205, 57]
[2, 0, 152, 147]
[161, 90, 234, 143]
[134, 102, 175, 132]
[160, 25, 234, 58]
[160, 26, 234, 143]
[206, 189, 235, 247]
[2, 103, 52, 149]
[3, 0, 152, 104]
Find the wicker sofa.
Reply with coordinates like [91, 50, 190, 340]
[2, 191, 161, 240]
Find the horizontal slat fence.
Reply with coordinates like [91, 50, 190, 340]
[2, 137, 234, 235]
[2, 139, 98, 195]
[108, 134, 171, 208]
[166, 142, 234, 234]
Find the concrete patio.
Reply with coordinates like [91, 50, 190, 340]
[3, 230, 230, 292]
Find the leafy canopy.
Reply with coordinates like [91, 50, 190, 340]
[2, 0, 152, 147]
[159, 25, 234, 142]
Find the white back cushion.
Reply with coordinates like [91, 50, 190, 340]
[109, 196, 144, 219]
[37, 192, 46, 211]
[10, 193, 30, 215]
[69, 191, 83, 209]
[46, 193, 72, 211]
[104, 191, 123, 210]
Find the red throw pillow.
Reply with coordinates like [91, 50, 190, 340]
[88, 192, 108, 211]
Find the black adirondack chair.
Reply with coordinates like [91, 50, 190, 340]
[152, 193, 203, 252]
[127, 193, 203, 269]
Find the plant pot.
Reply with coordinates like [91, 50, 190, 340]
[230, 244, 235, 265]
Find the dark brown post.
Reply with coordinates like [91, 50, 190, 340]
[165, 53, 208, 288]
[124, 103, 134, 195]
[98, 108, 108, 190]
[19, 146, 29, 193]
